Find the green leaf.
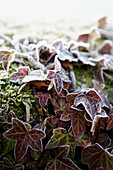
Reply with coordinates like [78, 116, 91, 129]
[45, 127, 76, 158]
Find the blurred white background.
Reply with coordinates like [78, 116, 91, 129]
[0, 0, 113, 41]
[0, 0, 113, 20]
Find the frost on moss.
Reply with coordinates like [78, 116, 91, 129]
[0, 72, 36, 119]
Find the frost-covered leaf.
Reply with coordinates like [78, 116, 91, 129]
[60, 108, 86, 140]
[46, 146, 80, 170]
[9, 67, 30, 84]
[3, 118, 45, 162]
[78, 53, 96, 66]
[22, 69, 48, 83]
[106, 114, 113, 130]
[103, 54, 113, 71]
[81, 143, 113, 170]
[0, 157, 24, 170]
[45, 127, 76, 158]
[47, 70, 71, 95]
[90, 109, 108, 135]
[35, 92, 51, 107]
[0, 50, 15, 71]
[52, 40, 78, 62]
[74, 89, 102, 120]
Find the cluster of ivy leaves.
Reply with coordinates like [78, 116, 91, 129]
[0, 16, 113, 170]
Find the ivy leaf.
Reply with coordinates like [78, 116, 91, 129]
[81, 143, 113, 170]
[47, 70, 71, 94]
[106, 114, 113, 130]
[9, 67, 30, 84]
[46, 146, 80, 170]
[90, 109, 108, 135]
[0, 157, 24, 170]
[22, 69, 48, 83]
[52, 40, 78, 62]
[35, 92, 51, 107]
[45, 127, 76, 158]
[74, 89, 102, 120]
[51, 97, 67, 113]
[60, 108, 86, 140]
[3, 118, 45, 162]
[0, 50, 15, 71]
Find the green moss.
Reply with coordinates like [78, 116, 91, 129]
[73, 64, 93, 88]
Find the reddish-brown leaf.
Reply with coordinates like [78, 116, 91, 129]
[9, 67, 30, 84]
[47, 70, 71, 95]
[81, 143, 113, 170]
[91, 109, 108, 135]
[74, 89, 102, 120]
[46, 146, 80, 170]
[35, 92, 51, 107]
[3, 118, 45, 162]
[60, 108, 86, 140]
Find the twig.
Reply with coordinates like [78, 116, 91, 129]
[25, 102, 30, 122]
